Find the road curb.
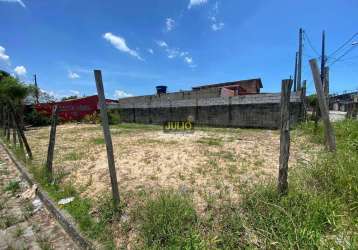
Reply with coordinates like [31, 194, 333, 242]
[0, 141, 95, 250]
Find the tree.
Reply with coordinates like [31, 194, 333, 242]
[61, 95, 78, 101]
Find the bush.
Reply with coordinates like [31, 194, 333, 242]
[108, 110, 120, 125]
[82, 111, 100, 124]
[23, 108, 51, 126]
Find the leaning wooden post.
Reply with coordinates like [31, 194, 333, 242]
[278, 79, 293, 195]
[8, 101, 33, 159]
[11, 112, 17, 146]
[94, 70, 120, 208]
[309, 59, 336, 152]
[45, 105, 59, 180]
[6, 108, 11, 142]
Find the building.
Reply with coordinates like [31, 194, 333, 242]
[35, 95, 117, 121]
[192, 78, 263, 96]
[330, 91, 358, 111]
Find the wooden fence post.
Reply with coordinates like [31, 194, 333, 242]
[6, 109, 11, 142]
[94, 70, 120, 209]
[45, 105, 59, 179]
[309, 59, 336, 152]
[11, 112, 17, 146]
[278, 79, 293, 195]
[8, 101, 33, 159]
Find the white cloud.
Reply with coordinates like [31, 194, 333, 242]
[210, 1, 224, 31]
[0, 0, 26, 8]
[103, 32, 143, 60]
[148, 48, 154, 54]
[68, 71, 80, 79]
[188, 0, 208, 9]
[156, 40, 168, 48]
[212, 22, 224, 31]
[156, 41, 196, 67]
[0, 46, 10, 62]
[114, 90, 133, 99]
[14, 65, 26, 76]
[165, 18, 175, 32]
[70, 90, 80, 96]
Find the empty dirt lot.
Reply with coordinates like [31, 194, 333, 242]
[24, 123, 319, 211]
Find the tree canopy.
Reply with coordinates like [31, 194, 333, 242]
[0, 72, 29, 102]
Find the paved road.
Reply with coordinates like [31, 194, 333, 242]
[0, 144, 78, 250]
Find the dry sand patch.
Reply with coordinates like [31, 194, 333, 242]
[25, 123, 318, 210]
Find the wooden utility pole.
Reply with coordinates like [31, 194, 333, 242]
[293, 52, 298, 91]
[297, 28, 303, 90]
[278, 79, 293, 195]
[94, 70, 120, 209]
[45, 105, 59, 179]
[34, 74, 39, 104]
[309, 59, 336, 152]
[321, 31, 326, 89]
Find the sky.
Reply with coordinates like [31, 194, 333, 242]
[0, 0, 358, 100]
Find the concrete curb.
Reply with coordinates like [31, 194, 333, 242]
[0, 141, 95, 250]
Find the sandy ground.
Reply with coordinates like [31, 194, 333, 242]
[24, 123, 320, 211]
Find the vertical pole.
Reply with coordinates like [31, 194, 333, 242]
[309, 59, 336, 152]
[324, 66, 330, 107]
[45, 105, 59, 179]
[297, 28, 303, 91]
[321, 31, 326, 89]
[6, 110, 10, 142]
[94, 70, 120, 208]
[11, 112, 17, 146]
[8, 101, 33, 159]
[293, 52, 298, 92]
[34, 74, 39, 104]
[278, 79, 293, 195]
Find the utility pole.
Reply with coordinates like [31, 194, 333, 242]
[321, 31, 326, 89]
[297, 28, 303, 91]
[34, 74, 39, 104]
[293, 52, 298, 91]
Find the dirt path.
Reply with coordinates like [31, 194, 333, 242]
[0, 145, 78, 250]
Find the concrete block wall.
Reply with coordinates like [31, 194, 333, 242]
[109, 92, 304, 129]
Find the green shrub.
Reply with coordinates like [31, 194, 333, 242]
[24, 108, 51, 126]
[108, 110, 120, 125]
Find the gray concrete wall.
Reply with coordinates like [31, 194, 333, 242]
[109, 93, 304, 129]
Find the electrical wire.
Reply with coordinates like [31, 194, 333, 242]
[328, 32, 358, 58]
[303, 31, 320, 57]
[328, 46, 358, 66]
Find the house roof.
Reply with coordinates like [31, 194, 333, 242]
[192, 78, 263, 90]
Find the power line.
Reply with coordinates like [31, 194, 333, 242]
[303, 31, 320, 57]
[328, 45, 358, 66]
[328, 32, 358, 58]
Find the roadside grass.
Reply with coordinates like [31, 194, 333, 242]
[134, 191, 205, 249]
[4, 180, 21, 194]
[27, 164, 120, 248]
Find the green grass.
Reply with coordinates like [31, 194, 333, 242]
[91, 137, 105, 145]
[132, 120, 358, 249]
[136, 191, 204, 249]
[22, 162, 119, 248]
[4, 180, 21, 194]
[238, 119, 358, 248]
[197, 137, 223, 146]
[63, 151, 84, 161]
